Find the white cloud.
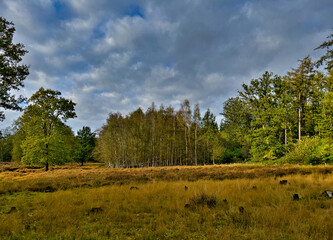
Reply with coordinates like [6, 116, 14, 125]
[82, 85, 96, 93]
[202, 73, 224, 91]
[101, 92, 119, 98]
[64, 17, 95, 31]
[255, 32, 281, 51]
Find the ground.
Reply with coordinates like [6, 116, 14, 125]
[0, 162, 333, 239]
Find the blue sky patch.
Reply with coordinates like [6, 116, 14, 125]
[125, 4, 145, 18]
[53, 1, 72, 20]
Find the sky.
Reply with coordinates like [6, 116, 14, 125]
[1, 0, 332, 133]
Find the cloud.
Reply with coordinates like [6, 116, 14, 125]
[1, 0, 332, 132]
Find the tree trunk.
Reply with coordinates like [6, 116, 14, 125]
[159, 138, 162, 166]
[203, 149, 205, 165]
[44, 123, 49, 171]
[298, 107, 301, 141]
[172, 117, 176, 166]
[0, 144, 3, 162]
[195, 122, 198, 165]
[184, 127, 188, 164]
[45, 142, 49, 171]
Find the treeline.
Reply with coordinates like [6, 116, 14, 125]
[95, 101, 224, 167]
[94, 31, 333, 166]
[1, 15, 333, 168]
[221, 32, 333, 164]
[222, 63, 333, 164]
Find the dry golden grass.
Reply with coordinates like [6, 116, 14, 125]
[0, 163, 333, 239]
[1, 162, 332, 194]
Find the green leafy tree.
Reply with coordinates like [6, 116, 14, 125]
[18, 87, 76, 171]
[272, 75, 295, 155]
[285, 56, 315, 141]
[11, 119, 25, 162]
[74, 126, 96, 166]
[0, 128, 13, 161]
[221, 97, 251, 160]
[316, 92, 333, 139]
[0, 17, 29, 121]
[201, 109, 219, 164]
[316, 71, 333, 139]
[239, 72, 284, 160]
[21, 126, 73, 168]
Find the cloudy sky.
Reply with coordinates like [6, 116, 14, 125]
[1, 0, 332, 133]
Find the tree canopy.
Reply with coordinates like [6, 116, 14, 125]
[221, 55, 333, 163]
[14, 88, 76, 170]
[95, 101, 225, 168]
[315, 31, 333, 70]
[74, 126, 96, 166]
[0, 17, 29, 121]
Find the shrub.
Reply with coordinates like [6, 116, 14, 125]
[221, 148, 243, 163]
[280, 137, 333, 164]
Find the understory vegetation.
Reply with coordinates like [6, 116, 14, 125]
[1, 163, 333, 239]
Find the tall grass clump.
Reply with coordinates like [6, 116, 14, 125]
[189, 193, 217, 208]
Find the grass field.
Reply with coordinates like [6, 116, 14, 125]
[1, 163, 333, 239]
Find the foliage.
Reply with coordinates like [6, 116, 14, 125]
[0, 17, 29, 121]
[221, 148, 243, 163]
[315, 91, 333, 138]
[220, 97, 251, 160]
[221, 52, 333, 164]
[74, 126, 96, 165]
[285, 56, 316, 140]
[279, 137, 333, 165]
[233, 72, 293, 160]
[96, 101, 223, 167]
[14, 88, 76, 170]
[201, 108, 222, 164]
[21, 132, 71, 166]
[0, 128, 13, 161]
[279, 137, 318, 164]
[315, 30, 333, 70]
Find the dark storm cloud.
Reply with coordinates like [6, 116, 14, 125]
[1, 0, 332, 132]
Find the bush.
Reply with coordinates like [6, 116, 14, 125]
[318, 139, 333, 164]
[280, 137, 333, 165]
[221, 148, 243, 163]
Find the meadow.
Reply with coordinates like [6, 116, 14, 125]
[1, 163, 333, 239]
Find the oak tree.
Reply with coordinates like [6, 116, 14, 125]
[18, 88, 76, 171]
